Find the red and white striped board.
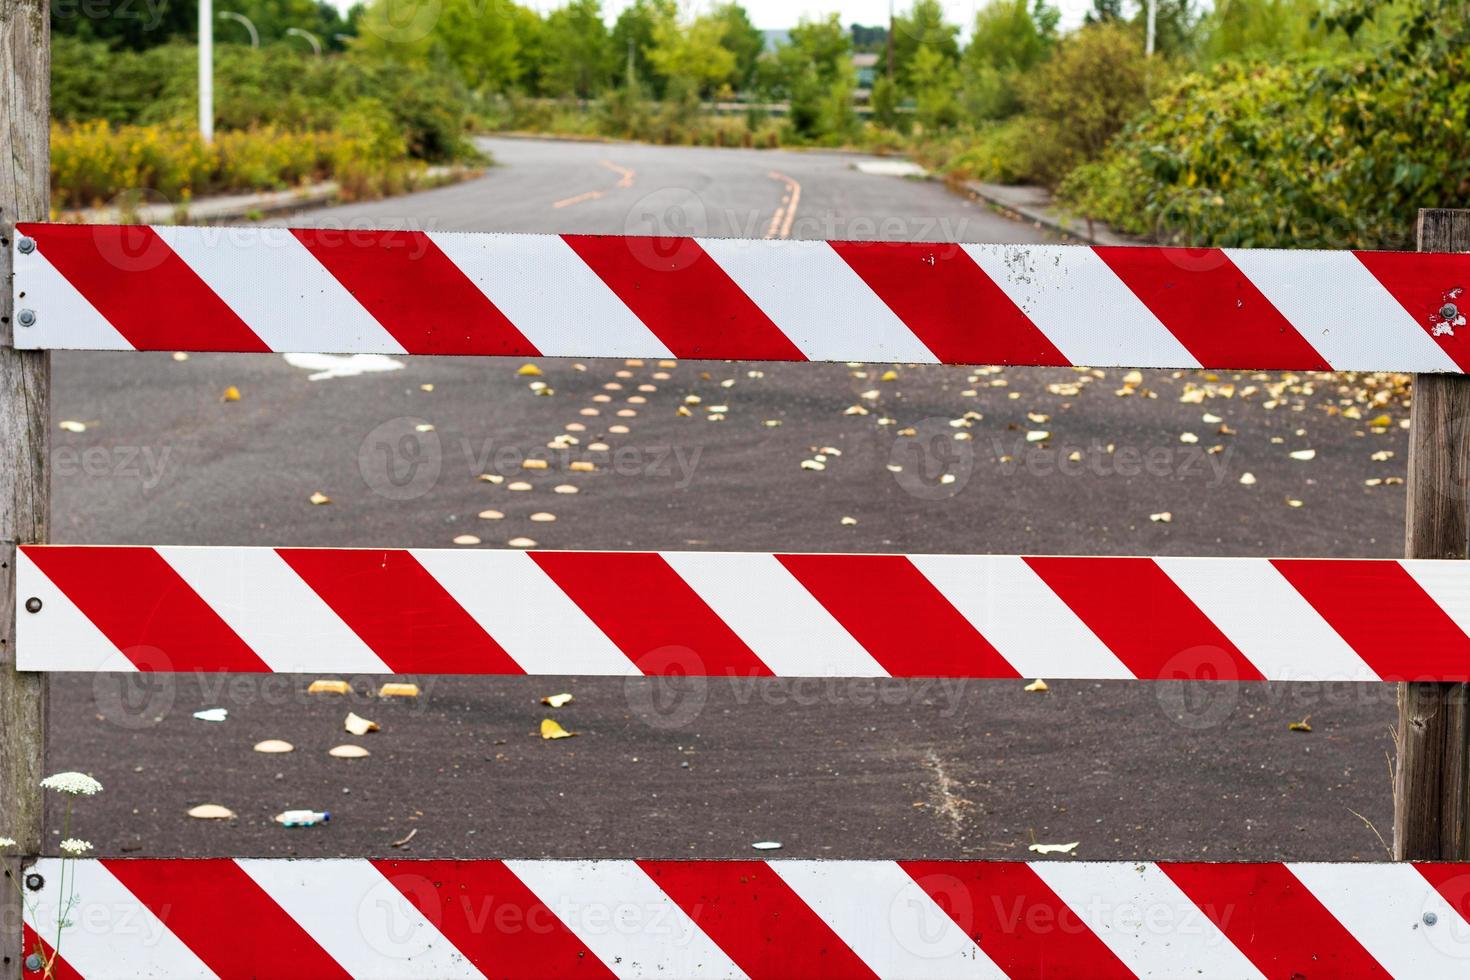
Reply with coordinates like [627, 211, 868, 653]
[14, 223, 1470, 371]
[19, 546, 1470, 681]
[21, 858, 1470, 978]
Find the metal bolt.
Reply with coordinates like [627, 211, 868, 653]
[1424, 911, 1439, 926]
[23, 597, 40, 614]
[16, 237, 35, 255]
[23, 953, 42, 972]
[16, 309, 35, 328]
[23, 872, 43, 892]
[1442, 303, 1460, 321]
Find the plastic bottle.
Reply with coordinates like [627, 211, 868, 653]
[275, 809, 330, 827]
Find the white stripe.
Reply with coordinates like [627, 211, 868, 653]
[410, 549, 637, 675]
[157, 546, 391, 674]
[963, 245, 1202, 369]
[236, 858, 482, 979]
[504, 860, 747, 979]
[429, 232, 674, 358]
[661, 552, 889, 676]
[1289, 862, 1470, 978]
[1031, 862, 1267, 980]
[1401, 560, 1470, 643]
[25, 859, 217, 979]
[15, 551, 137, 671]
[12, 247, 132, 350]
[1225, 249, 1459, 373]
[151, 226, 405, 354]
[771, 860, 1004, 979]
[697, 238, 939, 363]
[910, 555, 1132, 679]
[1157, 557, 1379, 681]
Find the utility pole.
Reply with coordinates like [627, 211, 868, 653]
[199, 0, 214, 142]
[885, 0, 894, 78]
[1145, 0, 1157, 55]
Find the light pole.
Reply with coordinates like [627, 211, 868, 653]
[219, 10, 259, 48]
[286, 27, 323, 56]
[1145, 0, 1157, 55]
[199, 0, 213, 143]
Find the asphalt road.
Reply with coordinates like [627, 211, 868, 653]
[45, 138, 1405, 863]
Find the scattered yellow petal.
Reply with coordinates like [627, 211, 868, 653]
[329, 744, 370, 759]
[541, 718, 578, 740]
[522, 459, 549, 470]
[530, 512, 557, 522]
[541, 693, 575, 708]
[478, 509, 504, 520]
[1289, 449, 1316, 461]
[508, 536, 538, 548]
[478, 473, 505, 484]
[253, 739, 294, 753]
[221, 386, 241, 402]
[1369, 414, 1392, 428]
[1179, 432, 1198, 444]
[1287, 498, 1304, 508]
[1150, 512, 1173, 523]
[420, 383, 434, 392]
[414, 423, 434, 432]
[1024, 679, 1049, 692]
[188, 804, 235, 820]
[1288, 717, 1313, 733]
[508, 481, 533, 491]
[569, 461, 596, 473]
[880, 369, 899, 381]
[1026, 430, 1050, 443]
[309, 491, 331, 505]
[1371, 450, 1394, 462]
[801, 459, 826, 471]
[840, 516, 858, 526]
[172, 351, 190, 361]
[453, 534, 481, 545]
[1239, 472, 1256, 486]
[59, 420, 87, 433]
[379, 683, 420, 698]
[344, 712, 379, 735]
[553, 485, 578, 494]
[516, 364, 543, 377]
[1027, 841, 1079, 855]
[308, 679, 351, 695]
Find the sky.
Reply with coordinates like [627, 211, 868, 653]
[331, 0, 1098, 34]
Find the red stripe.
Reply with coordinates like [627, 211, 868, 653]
[19, 223, 268, 352]
[1095, 246, 1331, 371]
[1415, 863, 1470, 925]
[371, 860, 613, 978]
[22, 546, 268, 671]
[563, 235, 807, 361]
[639, 861, 874, 979]
[104, 859, 350, 979]
[1161, 862, 1390, 978]
[1272, 559, 1470, 680]
[276, 549, 524, 674]
[22, 924, 83, 980]
[528, 551, 771, 676]
[1354, 249, 1470, 372]
[900, 861, 1132, 979]
[292, 229, 539, 356]
[829, 241, 1069, 366]
[1023, 556, 1264, 681]
[776, 554, 1020, 677]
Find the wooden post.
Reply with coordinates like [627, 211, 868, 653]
[1, 0, 50, 970]
[1395, 208, 1470, 860]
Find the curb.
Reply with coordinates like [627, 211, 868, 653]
[956, 179, 1137, 246]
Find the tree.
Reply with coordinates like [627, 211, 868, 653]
[891, 0, 959, 88]
[647, 12, 738, 97]
[711, 3, 765, 90]
[774, 14, 856, 139]
[911, 45, 960, 129]
[541, 0, 614, 97]
[611, 0, 678, 90]
[962, 0, 1057, 118]
[357, 0, 521, 93]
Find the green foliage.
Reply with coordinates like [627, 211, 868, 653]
[647, 11, 738, 96]
[870, 75, 904, 130]
[540, 0, 614, 97]
[52, 0, 350, 52]
[612, 0, 679, 91]
[357, 0, 520, 93]
[1060, 50, 1470, 247]
[911, 47, 961, 130]
[711, 3, 766, 89]
[891, 0, 960, 88]
[772, 14, 857, 141]
[962, 0, 1057, 119]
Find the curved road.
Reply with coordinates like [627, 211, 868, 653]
[47, 138, 1398, 862]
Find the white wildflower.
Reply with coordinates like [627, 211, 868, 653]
[0, 837, 14, 848]
[59, 839, 92, 856]
[40, 772, 103, 796]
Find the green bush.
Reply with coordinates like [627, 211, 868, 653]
[1059, 49, 1470, 247]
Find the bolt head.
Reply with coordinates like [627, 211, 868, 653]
[1424, 911, 1439, 926]
[24, 872, 43, 892]
[23, 953, 42, 972]
[1441, 303, 1460, 320]
[23, 597, 41, 614]
[16, 309, 35, 328]
[16, 237, 35, 255]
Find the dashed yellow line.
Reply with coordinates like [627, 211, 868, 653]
[765, 171, 801, 239]
[552, 190, 605, 209]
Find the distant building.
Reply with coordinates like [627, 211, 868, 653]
[852, 52, 879, 101]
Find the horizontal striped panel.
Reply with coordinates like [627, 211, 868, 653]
[25, 859, 1470, 979]
[18, 546, 1470, 680]
[14, 225, 1470, 371]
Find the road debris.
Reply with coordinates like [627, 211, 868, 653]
[1024, 679, 1049, 692]
[541, 693, 574, 708]
[541, 718, 578, 740]
[253, 740, 294, 754]
[752, 841, 782, 851]
[344, 712, 379, 735]
[379, 683, 420, 698]
[329, 745, 370, 759]
[188, 804, 236, 819]
[192, 708, 228, 722]
[391, 828, 418, 848]
[1027, 841, 1079, 855]
[275, 809, 330, 827]
[308, 679, 351, 695]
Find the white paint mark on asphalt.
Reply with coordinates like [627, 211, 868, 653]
[282, 352, 406, 381]
[854, 160, 929, 178]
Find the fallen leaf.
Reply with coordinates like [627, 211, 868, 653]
[309, 491, 331, 505]
[1026, 430, 1050, 443]
[478, 509, 504, 520]
[329, 744, 370, 759]
[840, 516, 858, 526]
[414, 423, 434, 432]
[880, 369, 899, 382]
[172, 351, 190, 361]
[516, 364, 543, 377]
[553, 485, 579, 494]
[542, 693, 575, 708]
[253, 739, 294, 754]
[453, 534, 481, 546]
[379, 683, 420, 698]
[541, 718, 578, 740]
[1289, 449, 1316, 461]
[59, 420, 87, 433]
[1024, 679, 1049, 692]
[221, 386, 241, 402]
[569, 461, 596, 472]
[308, 679, 351, 695]
[508, 537, 538, 548]
[800, 459, 826, 471]
[188, 804, 236, 820]
[478, 474, 505, 484]
[1287, 498, 1304, 508]
[522, 459, 549, 470]
[1239, 473, 1257, 486]
[751, 841, 782, 850]
[507, 481, 533, 491]
[1179, 432, 1199, 444]
[530, 512, 557, 522]
[1027, 841, 1080, 855]
[1150, 512, 1173, 523]
[344, 712, 379, 735]
[193, 708, 228, 722]
[1288, 717, 1312, 733]
[391, 828, 418, 848]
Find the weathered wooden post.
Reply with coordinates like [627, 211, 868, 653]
[1, 0, 51, 970]
[1395, 208, 1470, 860]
